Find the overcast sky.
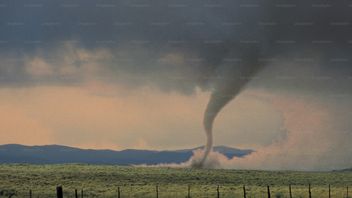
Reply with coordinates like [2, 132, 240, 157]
[0, 0, 351, 169]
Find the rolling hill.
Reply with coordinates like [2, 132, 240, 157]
[0, 144, 253, 165]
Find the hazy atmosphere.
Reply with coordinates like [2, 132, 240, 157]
[1, 0, 352, 171]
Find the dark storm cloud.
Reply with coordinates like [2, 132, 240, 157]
[0, 0, 351, 92]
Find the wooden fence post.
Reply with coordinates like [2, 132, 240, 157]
[75, 189, 78, 198]
[156, 185, 159, 198]
[187, 185, 191, 198]
[267, 185, 271, 198]
[29, 189, 32, 198]
[56, 186, 63, 198]
[81, 189, 83, 198]
[289, 184, 292, 198]
[243, 185, 247, 198]
[308, 184, 312, 198]
[118, 187, 121, 198]
[217, 185, 220, 198]
[328, 184, 331, 198]
[347, 186, 349, 198]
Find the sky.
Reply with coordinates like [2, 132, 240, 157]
[0, 0, 351, 170]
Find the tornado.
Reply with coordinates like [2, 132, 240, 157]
[198, 62, 263, 167]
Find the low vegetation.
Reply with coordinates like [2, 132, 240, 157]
[0, 164, 351, 197]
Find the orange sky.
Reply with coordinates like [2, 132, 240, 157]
[0, 83, 282, 150]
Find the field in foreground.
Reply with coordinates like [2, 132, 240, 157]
[0, 164, 351, 198]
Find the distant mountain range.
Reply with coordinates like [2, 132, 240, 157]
[0, 144, 253, 165]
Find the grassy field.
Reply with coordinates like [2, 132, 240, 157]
[0, 164, 351, 198]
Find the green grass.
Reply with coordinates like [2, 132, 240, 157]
[0, 164, 351, 197]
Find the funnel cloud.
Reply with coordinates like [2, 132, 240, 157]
[199, 62, 263, 167]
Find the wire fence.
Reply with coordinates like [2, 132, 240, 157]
[1, 184, 350, 198]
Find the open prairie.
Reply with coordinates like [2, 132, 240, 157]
[0, 164, 351, 198]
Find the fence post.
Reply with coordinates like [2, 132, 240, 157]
[156, 185, 159, 198]
[217, 185, 220, 198]
[243, 185, 247, 198]
[267, 185, 271, 198]
[187, 185, 191, 198]
[81, 189, 83, 198]
[347, 186, 349, 198]
[75, 189, 78, 198]
[29, 189, 32, 198]
[56, 186, 63, 198]
[118, 187, 121, 198]
[289, 184, 292, 198]
[308, 184, 312, 198]
[328, 184, 331, 198]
